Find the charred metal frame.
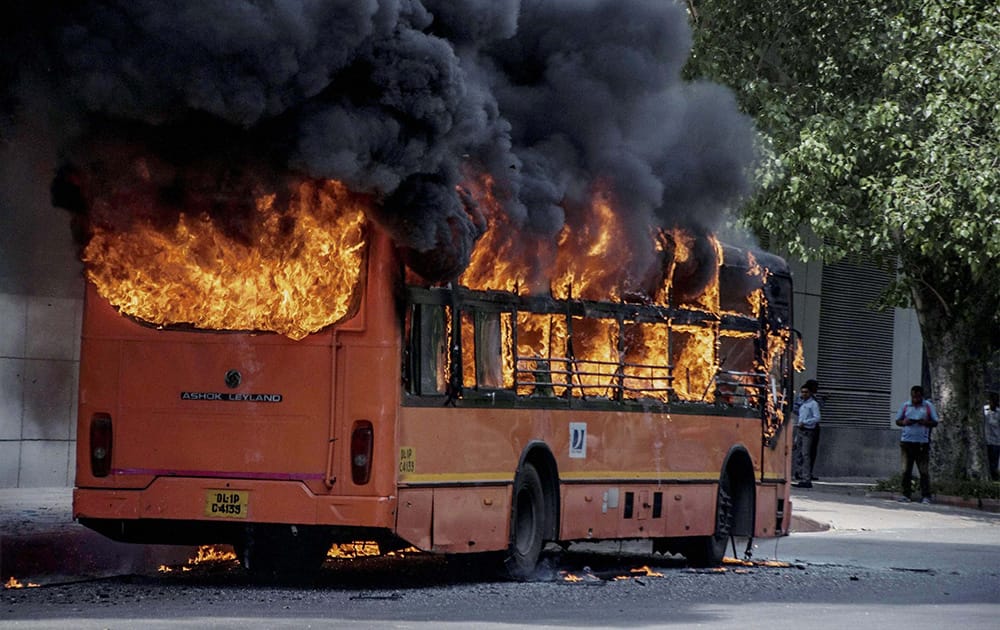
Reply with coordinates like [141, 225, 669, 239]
[405, 286, 769, 404]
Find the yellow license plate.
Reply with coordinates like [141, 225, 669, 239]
[205, 490, 248, 519]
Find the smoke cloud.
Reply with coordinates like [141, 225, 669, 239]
[1, 0, 757, 283]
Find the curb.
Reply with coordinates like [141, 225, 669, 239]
[790, 515, 830, 533]
[866, 490, 1000, 513]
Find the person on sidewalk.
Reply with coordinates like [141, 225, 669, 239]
[793, 380, 821, 488]
[894, 385, 940, 503]
[984, 392, 1000, 481]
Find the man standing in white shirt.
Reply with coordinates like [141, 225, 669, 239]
[895, 385, 940, 503]
[793, 380, 821, 489]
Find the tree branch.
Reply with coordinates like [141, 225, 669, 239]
[916, 276, 952, 319]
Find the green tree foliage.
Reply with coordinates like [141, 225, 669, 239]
[686, 0, 1000, 479]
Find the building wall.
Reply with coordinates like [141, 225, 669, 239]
[1, 126, 85, 488]
[891, 307, 924, 412]
[811, 425, 901, 478]
[789, 256, 924, 479]
[0, 294, 82, 486]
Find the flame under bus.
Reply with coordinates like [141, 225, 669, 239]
[73, 229, 796, 578]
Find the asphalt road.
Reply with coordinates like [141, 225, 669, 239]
[2, 488, 999, 629]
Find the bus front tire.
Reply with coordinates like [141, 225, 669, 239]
[504, 463, 545, 580]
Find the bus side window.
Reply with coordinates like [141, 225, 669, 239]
[768, 334, 791, 410]
[411, 303, 449, 395]
[463, 309, 515, 391]
[718, 335, 757, 406]
[474, 311, 504, 389]
[765, 275, 792, 329]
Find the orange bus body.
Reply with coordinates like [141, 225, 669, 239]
[74, 228, 794, 572]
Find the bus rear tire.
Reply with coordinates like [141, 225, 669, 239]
[684, 476, 734, 567]
[503, 463, 545, 580]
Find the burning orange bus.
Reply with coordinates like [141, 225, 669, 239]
[73, 186, 797, 579]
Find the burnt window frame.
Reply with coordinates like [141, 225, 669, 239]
[401, 284, 776, 421]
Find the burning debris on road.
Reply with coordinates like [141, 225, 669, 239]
[150, 543, 793, 585]
[3, 577, 40, 589]
[560, 564, 665, 583]
[158, 545, 239, 574]
[2, 1, 759, 339]
[155, 542, 422, 577]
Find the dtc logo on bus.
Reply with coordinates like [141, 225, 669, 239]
[569, 422, 587, 458]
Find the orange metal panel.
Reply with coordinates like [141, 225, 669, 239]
[754, 484, 778, 537]
[330, 342, 399, 498]
[104, 340, 332, 491]
[430, 486, 510, 553]
[663, 485, 715, 538]
[326, 230, 402, 499]
[76, 337, 124, 488]
[636, 490, 651, 521]
[559, 485, 620, 540]
[759, 417, 793, 529]
[604, 488, 657, 538]
[395, 488, 433, 550]
[74, 488, 141, 519]
[560, 483, 722, 541]
[396, 406, 758, 486]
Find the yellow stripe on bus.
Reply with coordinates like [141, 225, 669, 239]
[399, 472, 512, 483]
[398, 470, 724, 484]
[560, 470, 716, 481]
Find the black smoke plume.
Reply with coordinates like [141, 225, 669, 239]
[1, 0, 757, 283]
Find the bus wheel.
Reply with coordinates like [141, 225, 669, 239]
[684, 475, 734, 567]
[504, 463, 545, 580]
[237, 524, 329, 582]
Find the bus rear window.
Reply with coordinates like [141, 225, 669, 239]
[84, 181, 368, 340]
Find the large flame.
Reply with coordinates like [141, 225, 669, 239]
[458, 179, 761, 404]
[80, 163, 791, 407]
[458, 174, 526, 293]
[743, 252, 766, 318]
[551, 190, 632, 301]
[660, 228, 723, 312]
[461, 182, 649, 300]
[84, 179, 368, 340]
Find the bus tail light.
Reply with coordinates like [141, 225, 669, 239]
[350, 421, 374, 485]
[90, 413, 113, 477]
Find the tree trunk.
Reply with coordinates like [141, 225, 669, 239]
[912, 285, 988, 481]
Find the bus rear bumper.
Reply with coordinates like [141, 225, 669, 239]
[74, 478, 396, 544]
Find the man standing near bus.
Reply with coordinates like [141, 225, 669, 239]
[793, 380, 821, 488]
[984, 391, 1000, 481]
[895, 385, 940, 503]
